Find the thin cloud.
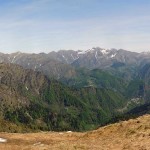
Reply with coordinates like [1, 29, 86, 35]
[0, 0, 150, 53]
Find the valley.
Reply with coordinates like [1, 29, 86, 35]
[0, 63, 129, 132]
[0, 48, 150, 132]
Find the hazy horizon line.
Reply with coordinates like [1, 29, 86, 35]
[0, 46, 148, 54]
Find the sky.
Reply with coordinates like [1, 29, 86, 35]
[0, 0, 150, 53]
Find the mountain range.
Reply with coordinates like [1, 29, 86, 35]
[1, 47, 150, 67]
[1, 47, 150, 99]
[0, 47, 150, 131]
[1, 47, 150, 80]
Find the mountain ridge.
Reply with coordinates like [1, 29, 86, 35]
[0, 47, 148, 81]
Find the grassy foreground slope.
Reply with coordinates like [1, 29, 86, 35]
[0, 114, 150, 150]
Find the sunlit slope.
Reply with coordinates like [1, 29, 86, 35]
[0, 114, 150, 150]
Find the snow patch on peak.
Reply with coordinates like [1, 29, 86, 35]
[71, 54, 79, 61]
[78, 48, 98, 55]
[101, 49, 110, 55]
[62, 54, 68, 63]
[77, 50, 86, 55]
[77, 48, 112, 56]
[11, 52, 21, 63]
[85, 49, 94, 53]
[71, 54, 74, 60]
[110, 53, 116, 58]
[95, 51, 98, 61]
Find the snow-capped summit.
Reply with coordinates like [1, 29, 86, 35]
[0, 46, 149, 72]
[77, 47, 112, 55]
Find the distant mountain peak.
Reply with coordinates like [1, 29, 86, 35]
[77, 47, 113, 56]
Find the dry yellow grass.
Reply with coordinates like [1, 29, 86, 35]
[0, 114, 150, 150]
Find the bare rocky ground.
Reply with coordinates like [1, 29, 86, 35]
[0, 114, 150, 150]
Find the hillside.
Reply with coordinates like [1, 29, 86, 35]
[0, 114, 150, 150]
[0, 63, 131, 132]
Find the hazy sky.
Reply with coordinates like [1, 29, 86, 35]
[0, 0, 150, 53]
